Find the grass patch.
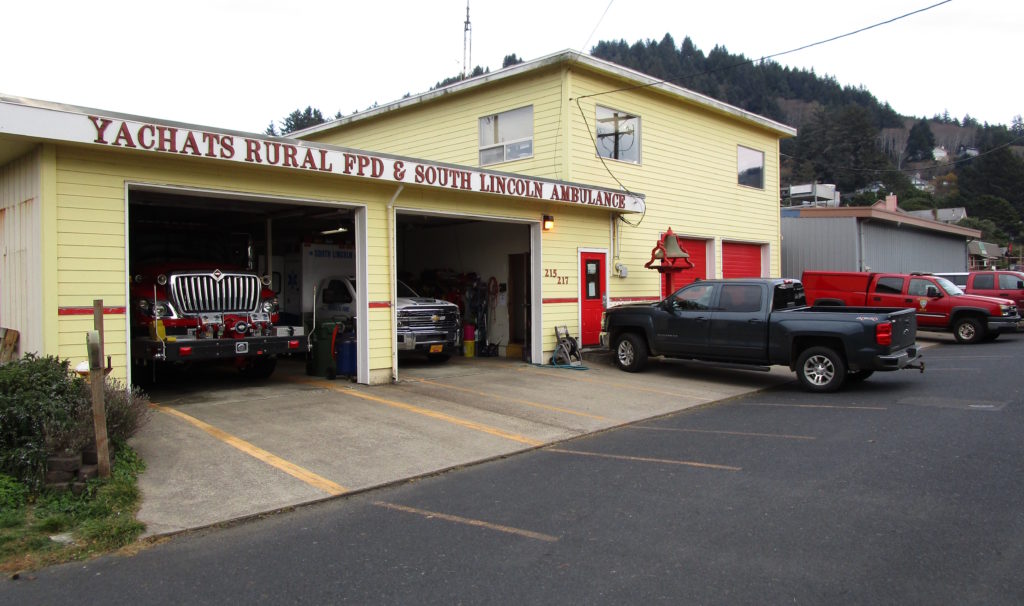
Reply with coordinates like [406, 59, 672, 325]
[0, 444, 148, 573]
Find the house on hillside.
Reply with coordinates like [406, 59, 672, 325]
[904, 207, 968, 223]
[294, 50, 796, 348]
[781, 194, 980, 277]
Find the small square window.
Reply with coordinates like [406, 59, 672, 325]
[737, 146, 764, 189]
[479, 106, 533, 165]
[596, 106, 640, 164]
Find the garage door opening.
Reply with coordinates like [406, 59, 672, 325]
[127, 186, 366, 386]
[394, 212, 534, 370]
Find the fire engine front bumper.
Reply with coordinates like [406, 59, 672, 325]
[132, 334, 307, 362]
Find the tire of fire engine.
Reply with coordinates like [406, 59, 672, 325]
[613, 332, 648, 372]
[243, 357, 278, 379]
[846, 369, 875, 382]
[426, 352, 451, 362]
[796, 346, 847, 393]
[952, 317, 984, 344]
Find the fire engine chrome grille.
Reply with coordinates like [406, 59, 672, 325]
[170, 272, 261, 314]
[399, 308, 460, 331]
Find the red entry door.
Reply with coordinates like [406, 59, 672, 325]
[580, 252, 606, 346]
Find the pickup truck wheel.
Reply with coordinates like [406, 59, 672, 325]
[796, 347, 846, 393]
[613, 333, 648, 372]
[953, 317, 984, 344]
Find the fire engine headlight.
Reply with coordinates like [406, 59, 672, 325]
[153, 302, 170, 318]
[261, 275, 272, 287]
[138, 298, 150, 310]
[262, 298, 279, 313]
[156, 274, 168, 286]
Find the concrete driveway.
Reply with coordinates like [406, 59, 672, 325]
[133, 355, 796, 536]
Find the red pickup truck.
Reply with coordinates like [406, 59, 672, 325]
[802, 271, 1022, 344]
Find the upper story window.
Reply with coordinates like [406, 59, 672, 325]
[737, 145, 765, 189]
[596, 106, 640, 164]
[479, 106, 533, 165]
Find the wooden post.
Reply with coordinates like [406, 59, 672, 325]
[88, 299, 111, 478]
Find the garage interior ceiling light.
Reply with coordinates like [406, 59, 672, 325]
[320, 226, 348, 235]
[542, 215, 554, 231]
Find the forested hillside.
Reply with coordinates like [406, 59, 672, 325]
[267, 34, 1024, 245]
[590, 34, 1024, 245]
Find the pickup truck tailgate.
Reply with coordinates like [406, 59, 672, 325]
[889, 309, 917, 350]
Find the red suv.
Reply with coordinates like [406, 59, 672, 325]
[936, 271, 1024, 310]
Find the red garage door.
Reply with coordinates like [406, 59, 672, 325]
[662, 238, 708, 297]
[722, 242, 762, 278]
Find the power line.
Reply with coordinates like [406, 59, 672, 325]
[580, 0, 615, 54]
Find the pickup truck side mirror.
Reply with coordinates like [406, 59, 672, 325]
[925, 285, 940, 298]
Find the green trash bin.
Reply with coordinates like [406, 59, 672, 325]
[307, 321, 346, 378]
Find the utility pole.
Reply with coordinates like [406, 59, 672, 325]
[463, 1, 472, 78]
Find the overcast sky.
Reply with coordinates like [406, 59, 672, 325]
[2, 0, 1019, 133]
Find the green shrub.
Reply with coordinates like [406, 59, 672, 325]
[0, 474, 28, 511]
[98, 379, 151, 444]
[0, 355, 90, 489]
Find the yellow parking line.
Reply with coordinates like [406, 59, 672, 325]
[374, 501, 559, 543]
[739, 403, 887, 411]
[546, 448, 741, 471]
[414, 378, 615, 422]
[150, 403, 348, 496]
[519, 366, 707, 399]
[297, 378, 543, 447]
[633, 426, 816, 440]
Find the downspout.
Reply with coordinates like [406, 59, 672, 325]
[387, 185, 404, 382]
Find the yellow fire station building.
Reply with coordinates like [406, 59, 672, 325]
[0, 50, 794, 384]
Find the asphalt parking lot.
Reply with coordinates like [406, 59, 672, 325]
[132, 354, 797, 536]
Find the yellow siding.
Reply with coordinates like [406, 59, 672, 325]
[52, 145, 402, 381]
[306, 61, 787, 308]
[306, 67, 570, 182]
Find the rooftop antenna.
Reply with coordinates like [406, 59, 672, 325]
[462, 1, 472, 78]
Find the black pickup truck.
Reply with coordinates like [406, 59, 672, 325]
[600, 278, 924, 392]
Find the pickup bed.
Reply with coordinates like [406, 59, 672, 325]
[600, 278, 924, 392]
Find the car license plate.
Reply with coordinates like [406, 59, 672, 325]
[429, 344, 443, 353]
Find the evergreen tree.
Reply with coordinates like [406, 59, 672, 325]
[905, 120, 936, 162]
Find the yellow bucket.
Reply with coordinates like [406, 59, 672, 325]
[463, 340, 475, 357]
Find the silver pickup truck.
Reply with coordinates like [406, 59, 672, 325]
[316, 276, 461, 361]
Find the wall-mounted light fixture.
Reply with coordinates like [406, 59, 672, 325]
[320, 226, 348, 235]
[542, 215, 554, 231]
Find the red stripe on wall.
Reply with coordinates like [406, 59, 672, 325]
[610, 296, 660, 303]
[369, 301, 391, 309]
[58, 307, 127, 316]
[542, 298, 579, 304]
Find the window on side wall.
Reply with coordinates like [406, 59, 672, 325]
[479, 106, 533, 165]
[595, 106, 640, 164]
[737, 145, 765, 189]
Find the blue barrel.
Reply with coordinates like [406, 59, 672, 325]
[336, 333, 357, 376]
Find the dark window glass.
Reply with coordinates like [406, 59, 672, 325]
[973, 274, 995, 289]
[875, 277, 904, 294]
[719, 284, 762, 313]
[671, 283, 715, 311]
